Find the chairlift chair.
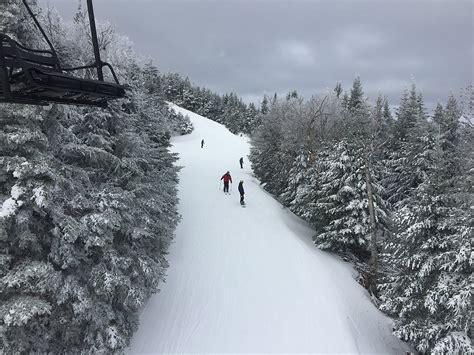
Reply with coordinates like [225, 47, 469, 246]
[0, 0, 126, 108]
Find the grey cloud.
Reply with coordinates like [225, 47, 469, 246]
[40, 0, 473, 110]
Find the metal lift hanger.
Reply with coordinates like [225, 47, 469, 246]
[0, 0, 126, 108]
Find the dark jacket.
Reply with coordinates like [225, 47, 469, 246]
[238, 182, 244, 195]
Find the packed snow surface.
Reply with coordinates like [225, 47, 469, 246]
[128, 104, 407, 354]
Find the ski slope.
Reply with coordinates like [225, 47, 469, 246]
[127, 104, 407, 354]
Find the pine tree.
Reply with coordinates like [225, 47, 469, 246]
[334, 82, 343, 98]
[432, 103, 445, 133]
[280, 151, 309, 208]
[312, 142, 372, 257]
[272, 93, 278, 105]
[341, 92, 349, 109]
[394, 84, 425, 143]
[245, 103, 258, 133]
[348, 77, 364, 113]
[0, 0, 40, 45]
[143, 62, 162, 96]
[250, 109, 286, 194]
[380, 129, 472, 353]
[0, 8, 182, 353]
[369, 96, 393, 154]
[417, 93, 428, 121]
[286, 90, 298, 100]
[260, 95, 269, 115]
[440, 95, 461, 177]
[379, 94, 473, 354]
[386, 83, 430, 204]
[383, 97, 392, 121]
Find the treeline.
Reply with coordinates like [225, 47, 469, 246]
[0, 0, 191, 352]
[159, 72, 262, 134]
[249, 78, 473, 353]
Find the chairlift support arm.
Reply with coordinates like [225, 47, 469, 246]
[0, 0, 126, 107]
[86, 0, 104, 81]
[22, 0, 105, 82]
[22, 0, 58, 61]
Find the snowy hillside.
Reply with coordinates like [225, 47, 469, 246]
[127, 104, 408, 353]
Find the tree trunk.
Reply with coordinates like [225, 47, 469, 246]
[364, 149, 378, 295]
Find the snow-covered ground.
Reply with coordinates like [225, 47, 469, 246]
[127, 104, 407, 354]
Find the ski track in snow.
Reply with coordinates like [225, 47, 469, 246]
[127, 104, 407, 354]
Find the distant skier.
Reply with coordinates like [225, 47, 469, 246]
[201, 139, 204, 148]
[238, 180, 245, 205]
[239, 157, 243, 169]
[221, 171, 232, 194]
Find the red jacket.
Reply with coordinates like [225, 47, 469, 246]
[221, 173, 232, 183]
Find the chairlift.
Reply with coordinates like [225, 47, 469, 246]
[0, 0, 126, 108]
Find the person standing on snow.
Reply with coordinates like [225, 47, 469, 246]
[239, 157, 243, 169]
[201, 139, 204, 148]
[221, 171, 232, 193]
[238, 180, 245, 204]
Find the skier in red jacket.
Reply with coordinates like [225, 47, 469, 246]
[220, 171, 232, 194]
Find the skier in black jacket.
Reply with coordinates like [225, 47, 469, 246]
[238, 180, 245, 205]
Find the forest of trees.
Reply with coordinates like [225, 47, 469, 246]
[160, 73, 261, 135]
[249, 79, 473, 353]
[0, 0, 192, 352]
[93, 62, 474, 353]
[154, 69, 473, 353]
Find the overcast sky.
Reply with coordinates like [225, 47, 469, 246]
[40, 0, 472, 109]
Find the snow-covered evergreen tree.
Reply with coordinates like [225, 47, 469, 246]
[383, 98, 392, 121]
[373, 95, 393, 144]
[247, 76, 472, 352]
[385, 84, 430, 205]
[312, 142, 368, 253]
[379, 94, 473, 354]
[260, 95, 269, 115]
[432, 102, 445, 132]
[280, 151, 310, 208]
[334, 82, 343, 98]
[0, 0, 41, 45]
[440, 95, 462, 177]
[348, 77, 364, 113]
[311, 142, 388, 260]
[0, 4, 183, 352]
[245, 102, 259, 133]
[250, 103, 287, 195]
